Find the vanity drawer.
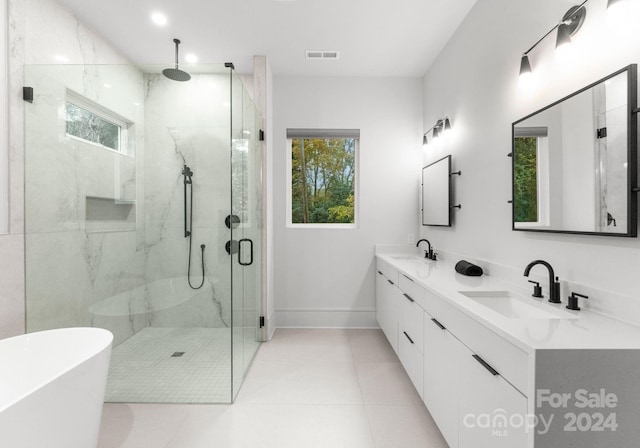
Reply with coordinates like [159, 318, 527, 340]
[423, 288, 529, 395]
[398, 274, 426, 308]
[399, 328, 424, 399]
[399, 294, 424, 353]
[377, 259, 399, 285]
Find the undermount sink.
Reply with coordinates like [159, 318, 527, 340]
[458, 290, 577, 319]
[391, 255, 427, 261]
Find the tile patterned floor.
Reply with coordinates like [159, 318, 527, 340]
[105, 327, 232, 403]
[98, 329, 449, 448]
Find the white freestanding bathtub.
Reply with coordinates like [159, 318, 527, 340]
[0, 327, 113, 448]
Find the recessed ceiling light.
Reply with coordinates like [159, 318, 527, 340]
[103, 83, 112, 88]
[151, 12, 168, 26]
[185, 53, 198, 63]
[54, 54, 69, 62]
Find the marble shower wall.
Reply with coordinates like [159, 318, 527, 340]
[2, 0, 136, 339]
[143, 72, 234, 329]
[24, 64, 147, 344]
[24, 68, 238, 344]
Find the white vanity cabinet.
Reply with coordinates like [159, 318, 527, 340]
[422, 288, 528, 448]
[397, 273, 425, 398]
[375, 255, 530, 448]
[457, 342, 528, 447]
[375, 253, 640, 447]
[375, 261, 400, 353]
[423, 312, 462, 448]
[376, 260, 424, 395]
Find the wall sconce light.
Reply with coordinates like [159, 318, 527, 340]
[519, 1, 591, 82]
[442, 117, 452, 135]
[423, 117, 452, 147]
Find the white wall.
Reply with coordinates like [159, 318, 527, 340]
[421, 0, 640, 313]
[273, 76, 422, 327]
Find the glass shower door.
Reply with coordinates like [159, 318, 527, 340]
[230, 71, 263, 399]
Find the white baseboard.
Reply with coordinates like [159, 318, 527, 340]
[275, 308, 378, 328]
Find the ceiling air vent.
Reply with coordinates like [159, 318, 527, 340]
[306, 50, 340, 60]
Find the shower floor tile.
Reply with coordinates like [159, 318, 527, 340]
[105, 327, 232, 403]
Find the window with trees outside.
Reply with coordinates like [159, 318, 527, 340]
[513, 126, 549, 226]
[287, 129, 359, 227]
[514, 136, 539, 223]
[65, 91, 131, 154]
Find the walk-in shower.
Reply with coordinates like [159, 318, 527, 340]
[23, 63, 263, 403]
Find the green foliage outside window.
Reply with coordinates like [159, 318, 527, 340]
[291, 138, 355, 224]
[514, 137, 538, 223]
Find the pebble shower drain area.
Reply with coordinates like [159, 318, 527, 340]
[105, 327, 232, 403]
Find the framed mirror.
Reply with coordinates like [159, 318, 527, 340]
[422, 155, 451, 226]
[512, 64, 637, 237]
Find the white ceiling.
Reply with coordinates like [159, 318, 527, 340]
[57, 0, 477, 77]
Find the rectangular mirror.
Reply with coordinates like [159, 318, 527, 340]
[512, 64, 637, 237]
[422, 155, 451, 226]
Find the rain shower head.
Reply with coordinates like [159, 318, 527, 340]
[163, 38, 191, 82]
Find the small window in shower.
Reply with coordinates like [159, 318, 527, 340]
[65, 91, 130, 153]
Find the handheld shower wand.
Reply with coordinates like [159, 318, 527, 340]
[182, 164, 205, 289]
[182, 165, 193, 237]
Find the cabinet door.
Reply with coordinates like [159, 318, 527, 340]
[399, 290, 424, 353]
[458, 344, 528, 448]
[398, 323, 424, 398]
[423, 313, 461, 448]
[375, 270, 398, 352]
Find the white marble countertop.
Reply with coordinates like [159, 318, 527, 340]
[376, 251, 640, 353]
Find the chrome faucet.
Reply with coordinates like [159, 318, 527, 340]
[416, 239, 433, 259]
[523, 260, 561, 303]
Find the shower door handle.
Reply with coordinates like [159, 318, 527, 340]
[238, 238, 253, 266]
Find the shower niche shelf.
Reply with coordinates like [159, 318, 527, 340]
[85, 196, 136, 233]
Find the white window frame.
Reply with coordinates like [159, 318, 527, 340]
[65, 90, 132, 155]
[514, 131, 550, 228]
[286, 129, 359, 229]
